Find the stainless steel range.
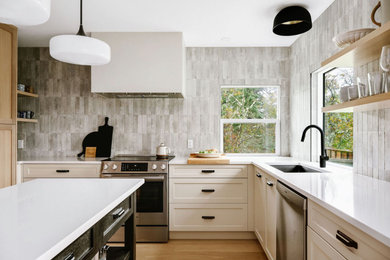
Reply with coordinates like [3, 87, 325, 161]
[101, 155, 174, 243]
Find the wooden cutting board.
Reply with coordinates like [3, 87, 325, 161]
[187, 153, 230, 165]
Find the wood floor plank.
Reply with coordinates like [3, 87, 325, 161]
[136, 239, 268, 260]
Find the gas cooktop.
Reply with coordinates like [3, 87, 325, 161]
[104, 155, 175, 162]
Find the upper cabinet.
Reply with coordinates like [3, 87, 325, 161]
[91, 32, 185, 98]
[0, 24, 17, 124]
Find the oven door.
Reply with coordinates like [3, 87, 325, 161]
[101, 173, 168, 226]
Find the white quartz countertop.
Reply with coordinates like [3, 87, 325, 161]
[17, 156, 107, 164]
[170, 156, 390, 248]
[0, 178, 144, 260]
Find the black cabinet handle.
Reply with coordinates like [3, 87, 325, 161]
[202, 189, 215, 192]
[112, 207, 125, 219]
[63, 253, 75, 260]
[56, 170, 70, 173]
[336, 230, 358, 249]
[256, 173, 262, 178]
[266, 181, 274, 187]
[202, 216, 215, 220]
[201, 170, 215, 173]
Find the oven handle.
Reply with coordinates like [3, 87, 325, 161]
[142, 176, 165, 182]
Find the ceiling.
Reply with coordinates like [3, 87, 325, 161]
[18, 0, 335, 47]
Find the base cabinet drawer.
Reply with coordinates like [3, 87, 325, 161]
[170, 165, 247, 178]
[308, 227, 346, 260]
[23, 164, 100, 179]
[169, 204, 248, 231]
[53, 228, 93, 260]
[170, 178, 248, 204]
[308, 201, 390, 260]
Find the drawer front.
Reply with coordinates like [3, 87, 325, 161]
[101, 196, 132, 240]
[53, 228, 93, 260]
[23, 164, 100, 178]
[170, 165, 247, 178]
[169, 178, 248, 204]
[169, 204, 248, 231]
[308, 201, 390, 260]
[307, 227, 346, 260]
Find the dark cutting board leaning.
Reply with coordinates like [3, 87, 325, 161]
[77, 117, 113, 157]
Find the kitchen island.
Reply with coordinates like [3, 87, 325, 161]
[0, 178, 144, 260]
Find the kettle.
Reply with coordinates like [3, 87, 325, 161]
[371, 0, 390, 26]
[156, 143, 170, 159]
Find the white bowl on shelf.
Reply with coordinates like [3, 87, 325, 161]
[332, 28, 375, 48]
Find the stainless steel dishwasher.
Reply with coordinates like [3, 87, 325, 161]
[276, 181, 307, 260]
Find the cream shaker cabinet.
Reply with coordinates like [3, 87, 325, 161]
[254, 167, 277, 260]
[307, 227, 346, 260]
[21, 163, 101, 182]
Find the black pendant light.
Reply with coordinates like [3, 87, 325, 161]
[273, 6, 312, 36]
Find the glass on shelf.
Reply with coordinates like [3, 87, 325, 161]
[380, 45, 390, 92]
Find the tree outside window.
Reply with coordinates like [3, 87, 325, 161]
[221, 86, 279, 154]
[323, 68, 354, 165]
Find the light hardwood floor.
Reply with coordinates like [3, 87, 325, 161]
[136, 239, 268, 260]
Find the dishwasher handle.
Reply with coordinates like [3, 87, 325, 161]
[276, 181, 306, 209]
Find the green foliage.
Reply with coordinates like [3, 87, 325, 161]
[221, 87, 278, 153]
[223, 123, 276, 153]
[324, 68, 354, 151]
[221, 88, 277, 119]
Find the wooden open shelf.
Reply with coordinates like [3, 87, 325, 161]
[322, 92, 390, 113]
[321, 21, 390, 68]
[17, 118, 38, 123]
[17, 90, 38, 98]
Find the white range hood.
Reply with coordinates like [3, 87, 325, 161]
[91, 32, 185, 98]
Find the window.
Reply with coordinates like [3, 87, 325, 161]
[221, 86, 280, 154]
[323, 68, 354, 166]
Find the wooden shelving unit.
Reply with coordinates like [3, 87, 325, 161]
[322, 92, 390, 112]
[322, 21, 390, 112]
[17, 90, 38, 98]
[17, 118, 38, 123]
[321, 21, 390, 68]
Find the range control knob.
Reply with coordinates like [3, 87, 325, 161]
[161, 164, 166, 170]
[112, 164, 118, 170]
[152, 164, 158, 170]
[103, 164, 109, 170]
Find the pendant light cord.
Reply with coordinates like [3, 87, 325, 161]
[76, 0, 86, 36]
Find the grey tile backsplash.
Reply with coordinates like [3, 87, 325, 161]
[18, 47, 290, 159]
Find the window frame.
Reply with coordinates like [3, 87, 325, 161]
[220, 85, 281, 155]
[310, 67, 353, 167]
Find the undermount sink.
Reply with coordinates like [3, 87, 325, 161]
[269, 164, 321, 173]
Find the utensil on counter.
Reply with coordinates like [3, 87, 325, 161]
[77, 117, 113, 158]
[156, 143, 170, 159]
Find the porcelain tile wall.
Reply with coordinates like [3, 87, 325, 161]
[18, 47, 290, 159]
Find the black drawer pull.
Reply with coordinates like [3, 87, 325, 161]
[336, 230, 358, 249]
[256, 173, 262, 178]
[201, 170, 215, 173]
[266, 181, 274, 187]
[112, 208, 125, 219]
[202, 216, 215, 220]
[63, 253, 75, 260]
[202, 189, 215, 193]
[56, 170, 70, 173]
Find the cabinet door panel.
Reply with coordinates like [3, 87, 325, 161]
[254, 169, 266, 245]
[265, 176, 277, 260]
[0, 125, 16, 188]
[0, 24, 17, 124]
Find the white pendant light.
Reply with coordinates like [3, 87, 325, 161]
[49, 0, 110, 66]
[0, 0, 51, 26]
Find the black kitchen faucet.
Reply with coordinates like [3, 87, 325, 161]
[301, 124, 329, 168]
